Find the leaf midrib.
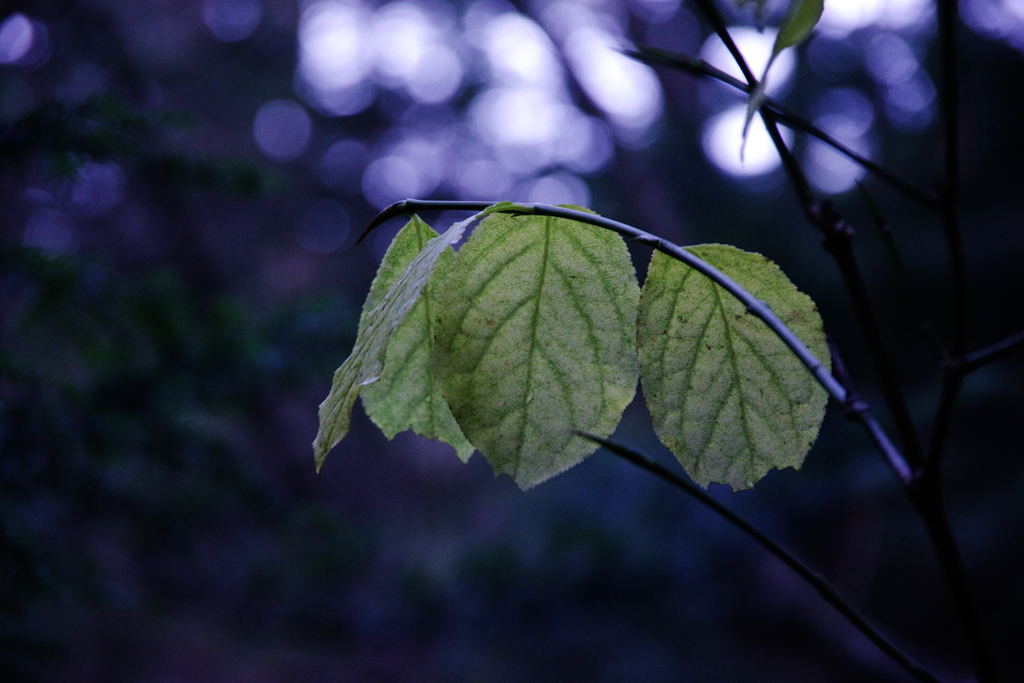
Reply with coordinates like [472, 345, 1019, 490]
[515, 216, 552, 479]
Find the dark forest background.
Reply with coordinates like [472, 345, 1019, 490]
[2, 1, 1023, 681]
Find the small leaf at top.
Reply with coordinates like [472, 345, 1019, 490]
[313, 213, 476, 472]
[741, 0, 823, 156]
[772, 0, 824, 60]
[637, 244, 829, 491]
[432, 208, 640, 490]
[360, 216, 473, 462]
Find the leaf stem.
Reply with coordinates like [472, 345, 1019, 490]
[630, 47, 941, 210]
[576, 432, 947, 683]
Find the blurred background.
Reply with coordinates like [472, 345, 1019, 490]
[2, 0, 1023, 681]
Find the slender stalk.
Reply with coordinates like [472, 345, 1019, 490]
[668, 1, 993, 678]
[362, 199, 911, 482]
[689, 18, 926, 468]
[961, 329, 1024, 373]
[630, 47, 941, 210]
[829, 336, 913, 486]
[363, 200, 844, 400]
[576, 432, 946, 683]
[910, 470, 997, 683]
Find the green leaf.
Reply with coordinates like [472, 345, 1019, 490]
[772, 0, 824, 60]
[433, 208, 640, 490]
[741, 0, 823, 156]
[313, 213, 476, 472]
[360, 216, 474, 462]
[637, 245, 829, 491]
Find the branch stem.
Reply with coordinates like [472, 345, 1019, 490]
[961, 329, 1024, 373]
[578, 432, 946, 683]
[910, 470, 997, 683]
[362, 200, 911, 483]
[631, 47, 941, 210]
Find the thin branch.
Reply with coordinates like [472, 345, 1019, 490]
[857, 183, 950, 361]
[697, 32, 928, 470]
[630, 47, 941, 210]
[363, 199, 911, 482]
[362, 199, 845, 400]
[576, 432, 946, 683]
[811, 202, 925, 470]
[688, 0, 758, 85]
[910, 470, 998, 683]
[961, 329, 1024, 374]
[829, 336, 913, 486]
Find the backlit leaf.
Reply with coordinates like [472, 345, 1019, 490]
[637, 244, 828, 490]
[772, 0, 824, 59]
[433, 208, 640, 490]
[313, 213, 475, 472]
[360, 216, 473, 462]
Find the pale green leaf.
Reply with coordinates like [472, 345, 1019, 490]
[313, 213, 475, 472]
[360, 216, 474, 462]
[741, 0, 823, 153]
[637, 245, 829, 491]
[433, 208, 640, 490]
[772, 0, 824, 59]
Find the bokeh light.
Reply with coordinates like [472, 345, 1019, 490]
[253, 100, 313, 161]
[23, 208, 75, 255]
[702, 105, 792, 177]
[294, 198, 351, 254]
[700, 28, 796, 96]
[0, 13, 33, 64]
[202, 0, 263, 42]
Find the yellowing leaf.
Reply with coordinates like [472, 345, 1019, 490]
[637, 245, 829, 490]
[313, 213, 475, 472]
[433, 209, 640, 490]
[360, 216, 473, 462]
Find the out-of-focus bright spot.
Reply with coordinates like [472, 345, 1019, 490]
[702, 104, 792, 177]
[557, 116, 614, 174]
[884, 73, 936, 131]
[470, 87, 572, 157]
[0, 14, 33, 64]
[631, 0, 682, 23]
[818, 0, 931, 38]
[804, 117, 870, 194]
[299, 78, 375, 117]
[72, 162, 125, 217]
[360, 148, 432, 208]
[298, 1, 373, 114]
[369, 3, 463, 104]
[406, 45, 463, 104]
[253, 100, 312, 161]
[563, 26, 663, 135]
[456, 158, 512, 199]
[962, 0, 1024, 52]
[24, 208, 75, 255]
[320, 139, 369, 192]
[481, 13, 563, 89]
[203, 0, 263, 42]
[700, 28, 795, 95]
[812, 88, 875, 138]
[865, 32, 918, 85]
[294, 198, 351, 254]
[524, 172, 591, 207]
